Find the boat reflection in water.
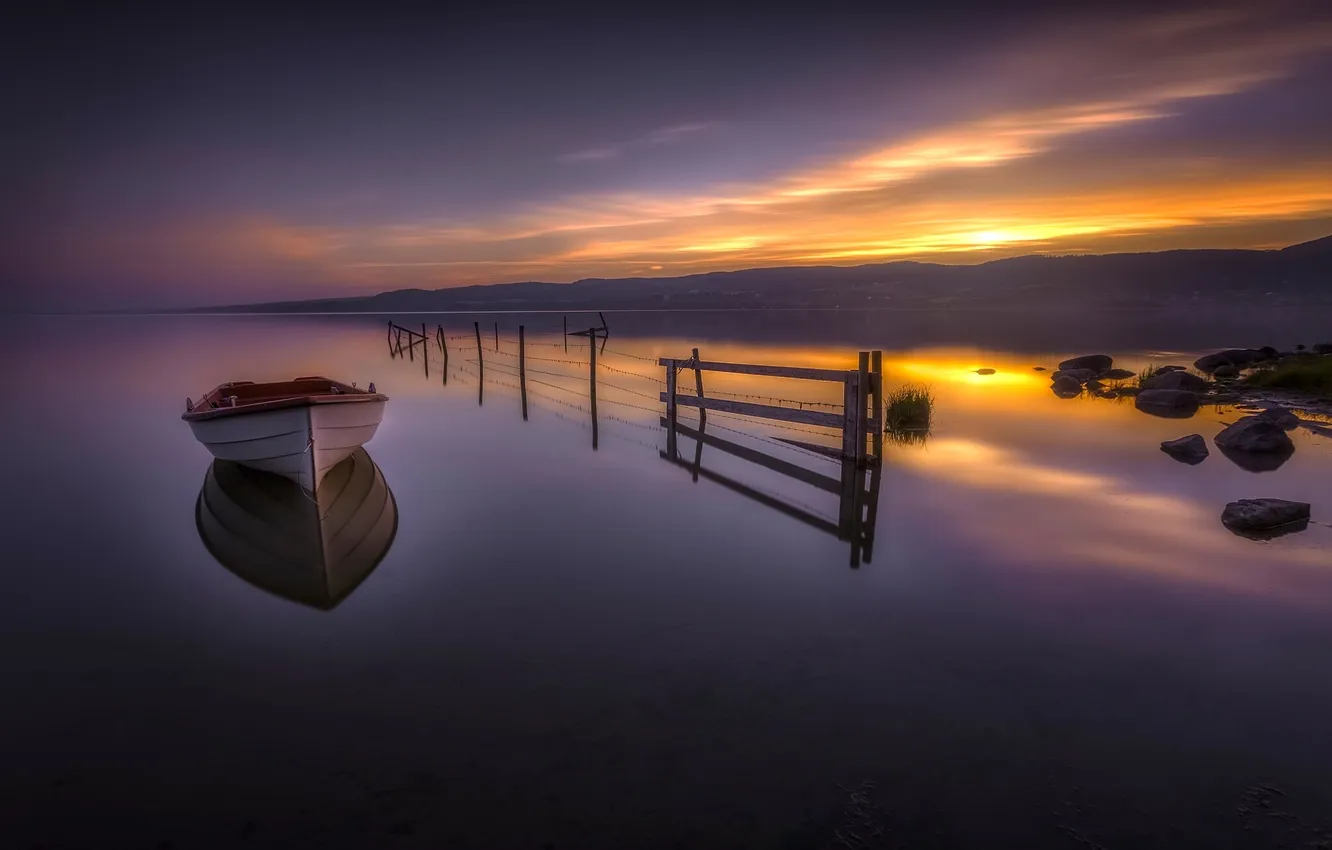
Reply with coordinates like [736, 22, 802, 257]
[195, 448, 398, 610]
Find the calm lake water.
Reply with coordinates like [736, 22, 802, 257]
[3, 309, 1332, 849]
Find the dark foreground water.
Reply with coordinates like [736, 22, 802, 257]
[2, 310, 1331, 849]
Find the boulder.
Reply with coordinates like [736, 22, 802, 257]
[1157, 365, 1186, 373]
[1257, 406, 1300, 430]
[1221, 499, 1311, 538]
[1220, 446, 1294, 473]
[975, 368, 996, 375]
[1102, 368, 1136, 381]
[1098, 389, 1119, 399]
[1051, 375, 1083, 398]
[1135, 389, 1200, 418]
[1314, 343, 1332, 355]
[1214, 416, 1296, 454]
[1258, 346, 1280, 360]
[1140, 371, 1210, 392]
[1032, 366, 1048, 372]
[1052, 368, 1097, 384]
[1212, 364, 1239, 379]
[1194, 349, 1264, 373]
[1115, 386, 1142, 397]
[1058, 354, 1113, 374]
[1160, 434, 1208, 465]
[1085, 378, 1105, 391]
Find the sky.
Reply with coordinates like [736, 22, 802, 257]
[3, 0, 1331, 309]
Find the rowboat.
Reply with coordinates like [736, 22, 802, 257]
[182, 377, 387, 491]
[195, 448, 398, 610]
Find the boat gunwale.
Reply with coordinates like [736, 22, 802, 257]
[182, 378, 388, 422]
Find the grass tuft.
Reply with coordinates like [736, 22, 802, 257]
[1242, 355, 1332, 393]
[884, 384, 934, 433]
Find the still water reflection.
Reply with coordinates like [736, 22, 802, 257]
[3, 311, 1332, 849]
[196, 448, 397, 610]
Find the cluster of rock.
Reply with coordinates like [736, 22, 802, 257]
[1159, 408, 1312, 537]
[1041, 351, 1321, 539]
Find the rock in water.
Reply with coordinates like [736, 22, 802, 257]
[1033, 366, 1048, 372]
[1194, 349, 1265, 373]
[1213, 364, 1239, 379]
[1221, 499, 1311, 538]
[1058, 354, 1113, 374]
[1141, 371, 1210, 392]
[1103, 368, 1136, 380]
[1257, 406, 1300, 430]
[1157, 365, 1186, 373]
[1051, 375, 1083, 398]
[975, 368, 996, 375]
[1085, 378, 1105, 391]
[1160, 434, 1208, 464]
[1135, 389, 1200, 418]
[1214, 416, 1296, 454]
[1052, 368, 1098, 384]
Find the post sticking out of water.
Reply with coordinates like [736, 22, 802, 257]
[870, 349, 882, 462]
[519, 325, 528, 421]
[664, 358, 678, 458]
[589, 327, 598, 450]
[691, 347, 705, 427]
[857, 351, 870, 464]
[474, 321, 484, 406]
[422, 323, 429, 379]
[563, 316, 568, 352]
[494, 322, 498, 351]
[439, 325, 449, 384]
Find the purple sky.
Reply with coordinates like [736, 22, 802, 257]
[3, 0, 1331, 309]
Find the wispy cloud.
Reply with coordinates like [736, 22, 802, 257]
[555, 146, 622, 164]
[556, 120, 720, 164]
[195, 4, 1332, 288]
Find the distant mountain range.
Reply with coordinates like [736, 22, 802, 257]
[198, 235, 1332, 314]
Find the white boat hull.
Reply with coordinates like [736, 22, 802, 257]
[187, 399, 385, 491]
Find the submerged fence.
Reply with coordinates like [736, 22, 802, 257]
[387, 319, 886, 565]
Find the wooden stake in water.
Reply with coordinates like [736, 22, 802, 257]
[589, 327, 598, 450]
[474, 321, 484, 406]
[691, 347, 706, 427]
[494, 322, 498, 351]
[519, 325, 528, 421]
[870, 349, 882, 462]
[422, 323, 429, 379]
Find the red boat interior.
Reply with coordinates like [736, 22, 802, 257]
[186, 377, 381, 417]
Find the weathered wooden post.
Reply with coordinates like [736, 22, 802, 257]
[494, 321, 499, 351]
[838, 370, 860, 532]
[588, 327, 598, 449]
[387, 321, 394, 356]
[664, 358, 678, 458]
[407, 326, 414, 362]
[519, 325, 528, 420]
[691, 347, 706, 427]
[474, 321, 484, 406]
[563, 316, 567, 351]
[422, 323, 429, 379]
[857, 351, 870, 465]
[870, 349, 882, 463]
[439, 325, 449, 379]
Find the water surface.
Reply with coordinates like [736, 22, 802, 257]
[3, 311, 1331, 849]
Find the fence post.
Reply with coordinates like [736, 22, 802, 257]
[665, 359, 678, 458]
[588, 327, 598, 449]
[519, 325, 528, 421]
[494, 322, 499, 351]
[439, 325, 449, 382]
[857, 351, 870, 466]
[407, 326, 414, 362]
[691, 347, 706, 427]
[474, 321, 483, 406]
[563, 316, 567, 352]
[387, 321, 393, 356]
[422, 323, 429, 379]
[870, 350, 882, 463]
